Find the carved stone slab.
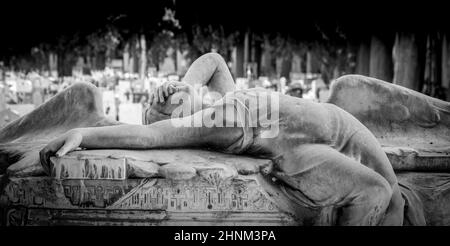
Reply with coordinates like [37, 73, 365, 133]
[49, 155, 127, 180]
[397, 172, 450, 226]
[3, 148, 450, 226]
[47, 149, 272, 181]
[6, 145, 449, 178]
[385, 146, 450, 172]
[0, 174, 297, 226]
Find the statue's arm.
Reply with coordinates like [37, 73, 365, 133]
[147, 52, 237, 121]
[182, 52, 235, 96]
[149, 52, 235, 106]
[39, 108, 244, 173]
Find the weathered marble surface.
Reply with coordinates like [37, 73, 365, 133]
[397, 172, 450, 226]
[329, 75, 450, 172]
[6, 145, 448, 179]
[45, 149, 272, 180]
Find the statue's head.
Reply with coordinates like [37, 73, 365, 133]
[143, 90, 203, 125]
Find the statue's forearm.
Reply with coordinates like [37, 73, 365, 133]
[75, 120, 206, 150]
[71, 107, 244, 153]
[76, 125, 161, 150]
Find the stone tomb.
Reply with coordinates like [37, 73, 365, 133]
[1, 148, 450, 226]
[0, 149, 299, 226]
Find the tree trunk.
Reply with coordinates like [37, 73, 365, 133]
[244, 31, 250, 74]
[139, 34, 147, 79]
[260, 38, 276, 77]
[291, 53, 302, 74]
[173, 47, 178, 74]
[442, 35, 450, 100]
[306, 51, 312, 75]
[253, 39, 262, 77]
[49, 52, 58, 77]
[369, 35, 394, 81]
[356, 40, 370, 76]
[57, 52, 71, 77]
[128, 37, 138, 74]
[281, 56, 292, 82]
[393, 32, 420, 90]
[233, 42, 245, 77]
[423, 33, 444, 98]
[123, 42, 130, 73]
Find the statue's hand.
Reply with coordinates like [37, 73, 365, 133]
[150, 81, 192, 105]
[39, 129, 83, 174]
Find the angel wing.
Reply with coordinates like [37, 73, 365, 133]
[327, 75, 450, 171]
[0, 82, 121, 177]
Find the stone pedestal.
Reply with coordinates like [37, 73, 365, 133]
[2, 148, 450, 226]
[0, 149, 304, 226]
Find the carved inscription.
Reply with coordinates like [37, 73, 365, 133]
[111, 177, 276, 212]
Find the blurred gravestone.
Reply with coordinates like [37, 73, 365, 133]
[32, 88, 44, 107]
[119, 103, 142, 124]
[102, 90, 117, 121]
[1, 83, 20, 128]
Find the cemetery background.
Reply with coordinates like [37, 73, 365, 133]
[1, 1, 449, 127]
[1, 0, 450, 226]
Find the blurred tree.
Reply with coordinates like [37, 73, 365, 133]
[369, 34, 394, 82]
[355, 37, 370, 76]
[86, 26, 121, 70]
[393, 32, 421, 91]
[423, 32, 446, 100]
[148, 31, 175, 71]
